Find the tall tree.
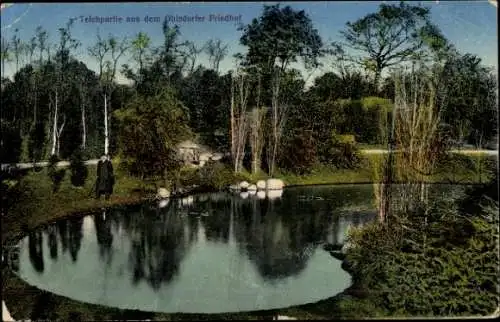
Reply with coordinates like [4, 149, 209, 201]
[205, 39, 228, 73]
[103, 35, 128, 155]
[238, 4, 324, 73]
[248, 72, 265, 174]
[122, 31, 152, 86]
[238, 4, 323, 175]
[114, 87, 191, 184]
[50, 19, 80, 156]
[335, 2, 450, 89]
[88, 31, 128, 156]
[230, 70, 250, 173]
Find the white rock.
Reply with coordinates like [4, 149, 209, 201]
[256, 191, 266, 199]
[240, 192, 249, 199]
[239, 181, 250, 189]
[248, 190, 257, 195]
[158, 199, 170, 209]
[266, 178, 285, 190]
[199, 160, 206, 167]
[157, 187, 170, 199]
[256, 180, 267, 190]
[2, 301, 14, 322]
[267, 189, 283, 200]
[247, 184, 257, 191]
[229, 184, 240, 191]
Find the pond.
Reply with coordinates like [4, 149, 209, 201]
[11, 184, 467, 314]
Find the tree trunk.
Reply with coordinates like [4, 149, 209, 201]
[230, 77, 236, 172]
[82, 103, 86, 150]
[104, 93, 109, 155]
[51, 90, 58, 156]
[56, 115, 65, 156]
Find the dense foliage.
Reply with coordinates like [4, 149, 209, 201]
[113, 88, 191, 182]
[345, 180, 499, 316]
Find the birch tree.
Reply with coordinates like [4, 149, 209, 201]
[50, 19, 79, 156]
[248, 72, 266, 174]
[102, 35, 128, 155]
[230, 70, 250, 173]
[88, 31, 111, 155]
[267, 68, 288, 176]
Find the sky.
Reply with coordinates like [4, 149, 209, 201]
[1, 1, 497, 86]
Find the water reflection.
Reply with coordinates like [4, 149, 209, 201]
[16, 185, 382, 313]
[28, 231, 44, 273]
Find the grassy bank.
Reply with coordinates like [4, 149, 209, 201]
[280, 153, 497, 186]
[2, 153, 498, 320]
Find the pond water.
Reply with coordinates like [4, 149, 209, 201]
[12, 184, 466, 314]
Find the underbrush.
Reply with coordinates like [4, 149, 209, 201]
[342, 179, 499, 317]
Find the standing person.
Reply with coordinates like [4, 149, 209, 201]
[95, 155, 114, 200]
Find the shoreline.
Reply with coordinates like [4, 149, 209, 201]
[2, 170, 497, 320]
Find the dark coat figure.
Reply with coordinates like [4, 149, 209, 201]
[96, 156, 115, 200]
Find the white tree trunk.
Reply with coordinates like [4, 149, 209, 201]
[51, 90, 58, 156]
[269, 70, 285, 177]
[56, 115, 66, 156]
[81, 104, 86, 150]
[230, 77, 236, 172]
[104, 93, 109, 155]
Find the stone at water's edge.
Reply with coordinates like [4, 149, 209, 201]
[239, 181, 250, 189]
[266, 179, 285, 190]
[248, 184, 257, 191]
[158, 199, 170, 208]
[229, 184, 240, 191]
[2, 301, 14, 321]
[267, 189, 283, 200]
[157, 187, 170, 199]
[256, 180, 266, 190]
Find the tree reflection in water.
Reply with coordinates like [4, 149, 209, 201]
[121, 199, 195, 291]
[28, 230, 44, 273]
[68, 218, 83, 262]
[24, 186, 377, 299]
[233, 194, 332, 282]
[47, 225, 58, 260]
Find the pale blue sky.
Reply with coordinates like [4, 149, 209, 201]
[1, 1, 497, 85]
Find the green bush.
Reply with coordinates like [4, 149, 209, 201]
[322, 132, 362, 169]
[278, 129, 318, 174]
[47, 155, 66, 192]
[190, 161, 238, 190]
[69, 148, 88, 187]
